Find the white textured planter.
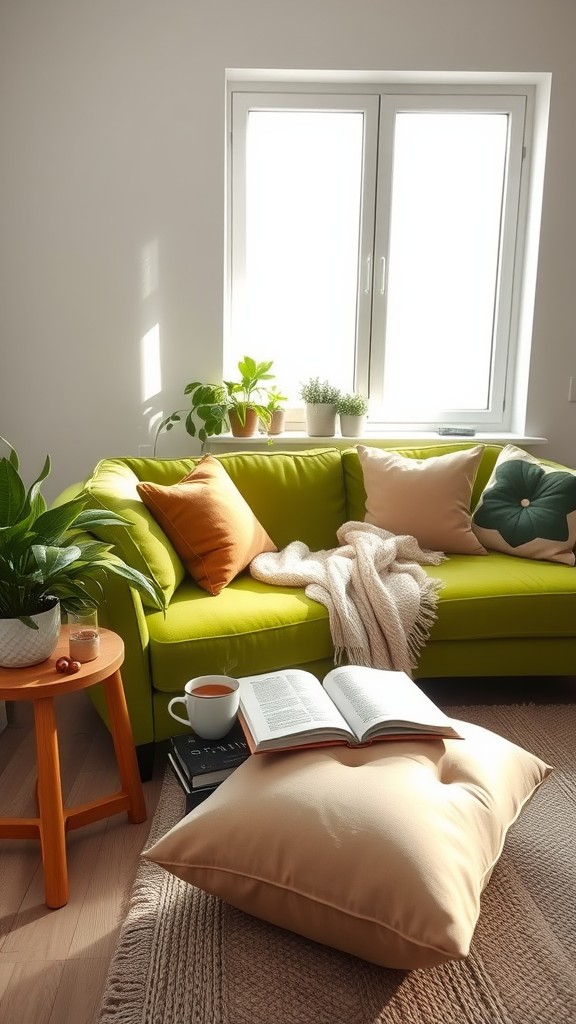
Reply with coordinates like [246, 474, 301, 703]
[339, 413, 367, 438]
[305, 403, 337, 437]
[0, 599, 61, 668]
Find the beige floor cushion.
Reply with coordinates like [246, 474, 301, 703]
[145, 720, 551, 970]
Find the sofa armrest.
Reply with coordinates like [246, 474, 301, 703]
[88, 556, 155, 747]
[53, 477, 157, 747]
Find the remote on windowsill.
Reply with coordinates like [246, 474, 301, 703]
[437, 426, 477, 436]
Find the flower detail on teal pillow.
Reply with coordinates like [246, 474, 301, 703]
[473, 459, 576, 547]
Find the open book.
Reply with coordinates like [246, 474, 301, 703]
[237, 666, 463, 754]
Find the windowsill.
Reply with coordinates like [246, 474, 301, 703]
[205, 430, 548, 451]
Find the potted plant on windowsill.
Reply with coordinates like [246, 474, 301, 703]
[264, 387, 288, 435]
[154, 356, 277, 451]
[0, 437, 166, 668]
[225, 356, 276, 437]
[299, 378, 342, 437]
[337, 393, 369, 437]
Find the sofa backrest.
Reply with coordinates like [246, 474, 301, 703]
[81, 449, 347, 604]
[79, 442, 503, 607]
[216, 448, 345, 550]
[104, 450, 346, 553]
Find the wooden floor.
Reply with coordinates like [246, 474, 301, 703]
[0, 691, 165, 1024]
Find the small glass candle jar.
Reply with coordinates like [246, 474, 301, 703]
[68, 610, 100, 663]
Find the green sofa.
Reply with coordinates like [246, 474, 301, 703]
[56, 442, 576, 777]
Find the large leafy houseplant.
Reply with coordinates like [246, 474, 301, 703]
[154, 356, 276, 451]
[0, 437, 166, 629]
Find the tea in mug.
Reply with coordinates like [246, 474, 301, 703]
[193, 683, 236, 697]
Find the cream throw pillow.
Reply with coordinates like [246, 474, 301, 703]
[145, 721, 551, 970]
[357, 444, 487, 554]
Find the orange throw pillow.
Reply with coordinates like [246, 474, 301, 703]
[137, 455, 277, 595]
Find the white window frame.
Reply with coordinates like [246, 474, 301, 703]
[226, 78, 537, 432]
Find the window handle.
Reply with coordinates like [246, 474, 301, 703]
[379, 256, 386, 295]
[364, 255, 372, 294]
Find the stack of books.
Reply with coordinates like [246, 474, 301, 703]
[167, 720, 249, 814]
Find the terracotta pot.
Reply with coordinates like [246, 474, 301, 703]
[268, 409, 286, 435]
[229, 407, 259, 437]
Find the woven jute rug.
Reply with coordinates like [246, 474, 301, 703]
[98, 701, 576, 1024]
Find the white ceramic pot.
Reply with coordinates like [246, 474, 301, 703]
[339, 414, 367, 438]
[305, 403, 337, 437]
[0, 598, 61, 668]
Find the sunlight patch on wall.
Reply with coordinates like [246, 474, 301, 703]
[141, 323, 162, 402]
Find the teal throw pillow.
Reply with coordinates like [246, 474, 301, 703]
[472, 445, 576, 565]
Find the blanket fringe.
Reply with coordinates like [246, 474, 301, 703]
[406, 581, 444, 669]
[334, 645, 370, 668]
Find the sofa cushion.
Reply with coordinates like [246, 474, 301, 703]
[82, 459, 186, 607]
[424, 551, 576, 641]
[146, 576, 334, 694]
[137, 455, 277, 596]
[357, 444, 486, 554]
[145, 719, 551, 970]
[472, 444, 576, 565]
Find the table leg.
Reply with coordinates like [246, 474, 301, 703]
[103, 669, 147, 824]
[34, 697, 68, 909]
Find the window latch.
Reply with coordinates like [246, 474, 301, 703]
[364, 255, 372, 294]
[379, 256, 386, 295]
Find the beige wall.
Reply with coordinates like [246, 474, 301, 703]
[1, 0, 575, 499]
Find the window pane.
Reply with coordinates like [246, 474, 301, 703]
[235, 110, 364, 401]
[382, 112, 508, 415]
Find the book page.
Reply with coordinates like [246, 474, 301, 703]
[238, 670, 354, 748]
[323, 666, 460, 742]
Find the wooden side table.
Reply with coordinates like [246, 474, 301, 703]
[0, 627, 147, 909]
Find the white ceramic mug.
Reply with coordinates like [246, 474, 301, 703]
[168, 675, 240, 739]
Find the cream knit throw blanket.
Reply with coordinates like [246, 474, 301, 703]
[250, 520, 446, 673]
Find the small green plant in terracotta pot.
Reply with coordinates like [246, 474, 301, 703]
[265, 387, 288, 435]
[155, 356, 276, 451]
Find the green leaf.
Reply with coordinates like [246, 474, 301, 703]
[26, 453, 51, 510]
[33, 496, 88, 544]
[184, 411, 198, 437]
[0, 436, 19, 471]
[50, 578, 102, 606]
[72, 507, 132, 530]
[0, 457, 26, 528]
[31, 544, 82, 576]
[73, 539, 114, 560]
[96, 559, 166, 610]
[19, 615, 39, 630]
